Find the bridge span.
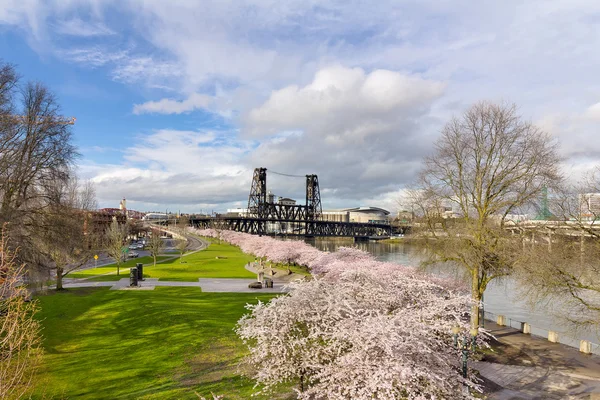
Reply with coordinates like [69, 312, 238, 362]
[190, 167, 393, 238]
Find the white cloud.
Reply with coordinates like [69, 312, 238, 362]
[246, 66, 445, 138]
[243, 66, 444, 204]
[5, 0, 600, 208]
[63, 48, 126, 67]
[84, 129, 254, 209]
[584, 103, 600, 122]
[111, 57, 181, 85]
[133, 93, 212, 115]
[54, 18, 114, 37]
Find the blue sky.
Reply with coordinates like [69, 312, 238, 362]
[1, 1, 600, 213]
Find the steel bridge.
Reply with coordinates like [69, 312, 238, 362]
[189, 167, 393, 238]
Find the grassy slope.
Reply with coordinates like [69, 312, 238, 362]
[143, 242, 256, 281]
[33, 287, 279, 400]
[66, 256, 171, 280]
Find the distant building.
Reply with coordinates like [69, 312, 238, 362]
[225, 208, 249, 217]
[142, 213, 168, 221]
[426, 205, 455, 219]
[321, 207, 390, 224]
[396, 210, 413, 222]
[278, 197, 296, 206]
[579, 193, 600, 220]
[321, 210, 350, 223]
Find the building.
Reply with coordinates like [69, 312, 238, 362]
[321, 210, 350, 223]
[321, 207, 391, 224]
[141, 212, 168, 221]
[396, 210, 414, 222]
[278, 197, 296, 206]
[579, 193, 600, 220]
[225, 208, 249, 217]
[426, 205, 455, 219]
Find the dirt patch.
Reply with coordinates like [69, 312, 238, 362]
[480, 338, 536, 366]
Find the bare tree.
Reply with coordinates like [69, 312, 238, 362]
[516, 169, 600, 335]
[412, 101, 561, 329]
[147, 229, 165, 267]
[0, 62, 78, 276]
[176, 238, 187, 262]
[37, 178, 100, 290]
[0, 230, 42, 399]
[105, 220, 128, 276]
[176, 215, 189, 234]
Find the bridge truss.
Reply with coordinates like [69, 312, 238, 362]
[190, 167, 392, 238]
[189, 216, 392, 237]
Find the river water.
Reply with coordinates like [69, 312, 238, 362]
[306, 238, 599, 348]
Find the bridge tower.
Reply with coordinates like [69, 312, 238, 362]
[247, 167, 267, 219]
[305, 174, 322, 221]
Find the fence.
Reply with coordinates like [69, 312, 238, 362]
[482, 310, 600, 355]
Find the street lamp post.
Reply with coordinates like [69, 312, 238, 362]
[452, 326, 479, 393]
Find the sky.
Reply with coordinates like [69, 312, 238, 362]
[1, 0, 599, 214]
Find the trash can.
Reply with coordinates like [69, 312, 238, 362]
[130, 267, 138, 287]
[136, 263, 144, 281]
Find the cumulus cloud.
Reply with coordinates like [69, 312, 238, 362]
[86, 129, 254, 209]
[246, 66, 445, 137]
[133, 93, 213, 115]
[243, 66, 444, 205]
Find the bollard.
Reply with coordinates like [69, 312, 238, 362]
[130, 267, 138, 287]
[548, 331, 559, 343]
[497, 315, 506, 326]
[136, 263, 144, 281]
[522, 323, 531, 334]
[580, 340, 592, 354]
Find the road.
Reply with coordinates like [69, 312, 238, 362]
[76, 230, 207, 272]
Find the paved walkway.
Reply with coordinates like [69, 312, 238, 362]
[61, 277, 286, 293]
[477, 321, 600, 399]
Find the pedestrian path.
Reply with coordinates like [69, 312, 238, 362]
[477, 321, 600, 399]
[61, 277, 286, 293]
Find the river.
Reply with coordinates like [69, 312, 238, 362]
[306, 238, 599, 349]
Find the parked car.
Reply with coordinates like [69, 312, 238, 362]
[128, 251, 139, 258]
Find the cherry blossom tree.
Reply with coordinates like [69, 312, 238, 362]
[191, 227, 483, 397]
[237, 268, 483, 399]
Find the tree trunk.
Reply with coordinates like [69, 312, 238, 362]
[56, 267, 64, 290]
[117, 264, 120, 276]
[471, 267, 481, 329]
[153, 254, 157, 267]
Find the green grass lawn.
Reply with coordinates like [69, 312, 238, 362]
[65, 241, 256, 282]
[33, 287, 284, 400]
[66, 256, 172, 280]
[142, 242, 256, 281]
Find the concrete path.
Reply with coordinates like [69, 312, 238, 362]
[244, 262, 306, 283]
[477, 321, 600, 399]
[62, 277, 286, 293]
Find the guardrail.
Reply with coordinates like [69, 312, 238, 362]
[483, 311, 600, 355]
